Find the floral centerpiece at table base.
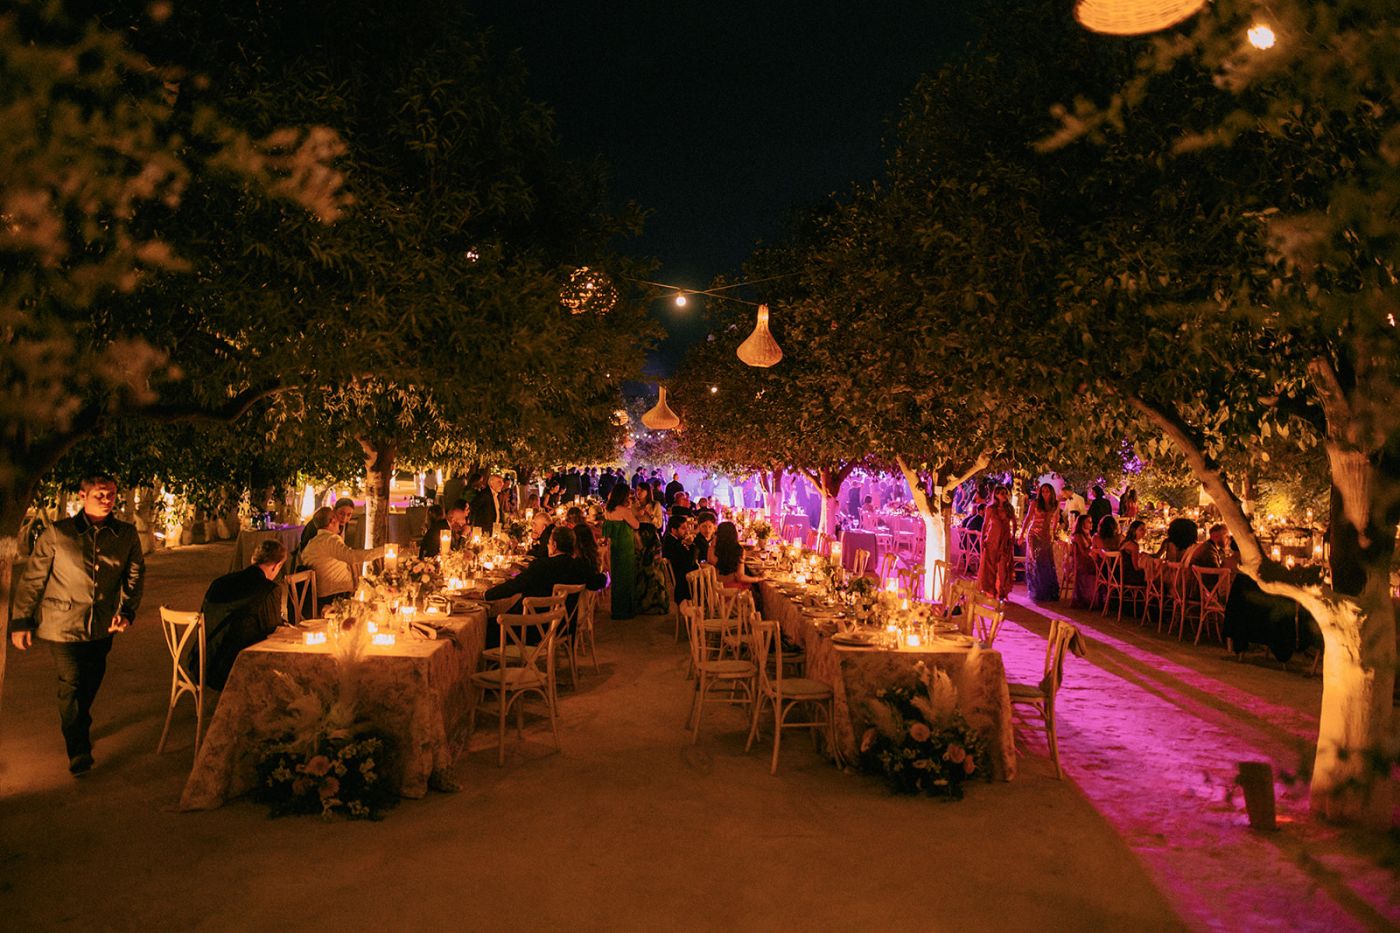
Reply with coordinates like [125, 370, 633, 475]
[860, 662, 989, 800]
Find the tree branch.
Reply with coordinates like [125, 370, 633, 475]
[143, 381, 290, 425]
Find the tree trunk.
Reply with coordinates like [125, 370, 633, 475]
[358, 437, 397, 548]
[896, 454, 989, 601]
[0, 487, 38, 726]
[763, 468, 785, 528]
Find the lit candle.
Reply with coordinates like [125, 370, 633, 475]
[1270, 545, 1282, 562]
[885, 578, 899, 594]
[1312, 543, 1323, 560]
[905, 633, 922, 648]
[426, 605, 440, 615]
[830, 541, 842, 564]
[1285, 555, 1297, 570]
[303, 631, 326, 645]
[372, 632, 396, 646]
[900, 598, 910, 612]
[367, 620, 378, 634]
[384, 543, 398, 570]
[439, 530, 452, 556]
[399, 605, 417, 624]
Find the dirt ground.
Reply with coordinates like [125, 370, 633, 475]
[0, 542, 1393, 931]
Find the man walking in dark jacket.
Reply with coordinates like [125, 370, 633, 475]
[10, 475, 145, 774]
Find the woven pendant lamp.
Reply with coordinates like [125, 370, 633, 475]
[641, 386, 680, 430]
[1074, 0, 1207, 35]
[736, 304, 783, 368]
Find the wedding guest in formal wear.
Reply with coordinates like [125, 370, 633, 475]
[977, 485, 1017, 600]
[470, 474, 507, 530]
[1023, 482, 1060, 602]
[185, 539, 287, 691]
[692, 511, 718, 564]
[662, 511, 698, 604]
[526, 512, 554, 562]
[665, 472, 685, 506]
[1121, 519, 1148, 587]
[1068, 515, 1098, 609]
[300, 497, 354, 555]
[1118, 487, 1140, 519]
[301, 507, 384, 607]
[1092, 514, 1124, 552]
[10, 474, 145, 774]
[419, 502, 468, 558]
[634, 485, 664, 530]
[574, 522, 603, 575]
[602, 484, 639, 619]
[482, 526, 604, 645]
[1087, 485, 1113, 532]
[1157, 517, 1199, 562]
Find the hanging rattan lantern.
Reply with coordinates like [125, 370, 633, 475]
[736, 303, 783, 368]
[1074, 0, 1207, 35]
[640, 386, 680, 430]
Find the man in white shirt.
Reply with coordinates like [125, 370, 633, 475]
[301, 506, 385, 608]
[470, 474, 506, 531]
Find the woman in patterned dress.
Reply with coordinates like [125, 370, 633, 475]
[977, 484, 1017, 600]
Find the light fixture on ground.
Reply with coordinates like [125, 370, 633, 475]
[1074, 0, 1206, 35]
[736, 303, 783, 368]
[641, 386, 680, 430]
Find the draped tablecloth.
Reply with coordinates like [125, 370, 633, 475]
[760, 582, 1015, 780]
[228, 525, 305, 573]
[180, 606, 487, 810]
[839, 529, 881, 573]
[779, 513, 811, 543]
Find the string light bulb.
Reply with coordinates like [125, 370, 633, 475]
[674, 292, 688, 307]
[1247, 23, 1276, 49]
[709, 385, 718, 394]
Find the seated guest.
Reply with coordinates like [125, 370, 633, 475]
[574, 523, 603, 574]
[713, 521, 764, 592]
[302, 506, 384, 608]
[692, 511, 718, 564]
[182, 540, 287, 691]
[420, 502, 469, 558]
[661, 510, 698, 603]
[1157, 517, 1199, 562]
[1188, 523, 1230, 569]
[416, 503, 446, 551]
[1092, 514, 1123, 552]
[527, 512, 554, 562]
[565, 506, 585, 527]
[483, 527, 605, 645]
[298, 498, 355, 560]
[1120, 519, 1147, 587]
[670, 491, 694, 524]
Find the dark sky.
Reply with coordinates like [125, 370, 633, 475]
[473, 2, 977, 372]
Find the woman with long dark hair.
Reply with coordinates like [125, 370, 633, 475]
[977, 485, 1017, 600]
[602, 484, 639, 619]
[1023, 482, 1060, 602]
[714, 521, 763, 589]
[1069, 515, 1097, 609]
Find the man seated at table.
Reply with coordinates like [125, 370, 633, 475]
[420, 501, 469, 558]
[692, 511, 718, 564]
[669, 492, 695, 526]
[661, 510, 698, 604]
[301, 506, 385, 609]
[182, 540, 287, 691]
[526, 512, 554, 562]
[1188, 523, 1231, 569]
[482, 526, 605, 646]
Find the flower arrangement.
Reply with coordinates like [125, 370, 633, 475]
[844, 574, 876, 598]
[254, 731, 396, 820]
[859, 662, 988, 799]
[749, 516, 772, 543]
[504, 518, 529, 543]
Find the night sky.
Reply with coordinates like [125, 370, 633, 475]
[473, 2, 977, 373]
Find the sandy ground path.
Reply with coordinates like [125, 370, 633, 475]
[1, 543, 1181, 932]
[995, 593, 1400, 932]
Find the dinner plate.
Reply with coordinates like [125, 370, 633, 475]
[936, 634, 977, 648]
[830, 632, 877, 647]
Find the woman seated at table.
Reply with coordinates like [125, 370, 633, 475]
[1068, 515, 1097, 609]
[1120, 519, 1148, 587]
[1092, 515, 1124, 552]
[633, 485, 664, 531]
[714, 521, 764, 590]
[1156, 517, 1199, 562]
[574, 522, 602, 574]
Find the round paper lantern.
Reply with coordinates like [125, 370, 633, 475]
[640, 386, 680, 431]
[736, 304, 783, 368]
[560, 266, 617, 315]
[1074, 0, 1207, 35]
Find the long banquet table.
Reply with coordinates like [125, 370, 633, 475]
[227, 525, 306, 573]
[759, 581, 1016, 780]
[180, 605, 488, 810]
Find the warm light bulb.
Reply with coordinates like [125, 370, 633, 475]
[708, 385, 718, 394]
[1247, 23, 1276, 49]
[674, 293, 688, 307]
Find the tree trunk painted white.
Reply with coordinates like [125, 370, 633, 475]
[896, 454, 989, 602]
[359, 437, 396, 548]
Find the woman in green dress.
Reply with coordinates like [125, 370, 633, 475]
[602, 484, 640, 619]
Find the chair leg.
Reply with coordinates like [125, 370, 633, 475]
[498, 688, 508, 767]
[194, 685, 204, 752]
[1046, 710, 1062, 779]
[156, 679, 179, 754]
[826, 700, 842, 769]
[745, 692, 764, 752]
[546, 688, 561, 751]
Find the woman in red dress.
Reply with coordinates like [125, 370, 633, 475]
[977, 484, 1017, 600]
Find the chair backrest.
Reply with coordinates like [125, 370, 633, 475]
[159, 607, 203, 669]
[877, 551, 899, 582]
[522, 593, 567, 615]
[551, 583, 586, 633]
[852, 548, 871, 577]
[497, 609, 564, 676]
[284, 570, 316, 624]
[1192, 566, 1233, 611]
[658, 557, 676, 605]
[1097, 550, 1121, 587]
[804, 529, 818, 551]
[970, 599, 1005, 647]
[687, 564, 720, 615]
[814, 531, 832, 557]
[931, 560, 954, 605]
[1041, 618, 1079, 699]
[1164, 560, 1186, 600]
[688, 589, 754, 667]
